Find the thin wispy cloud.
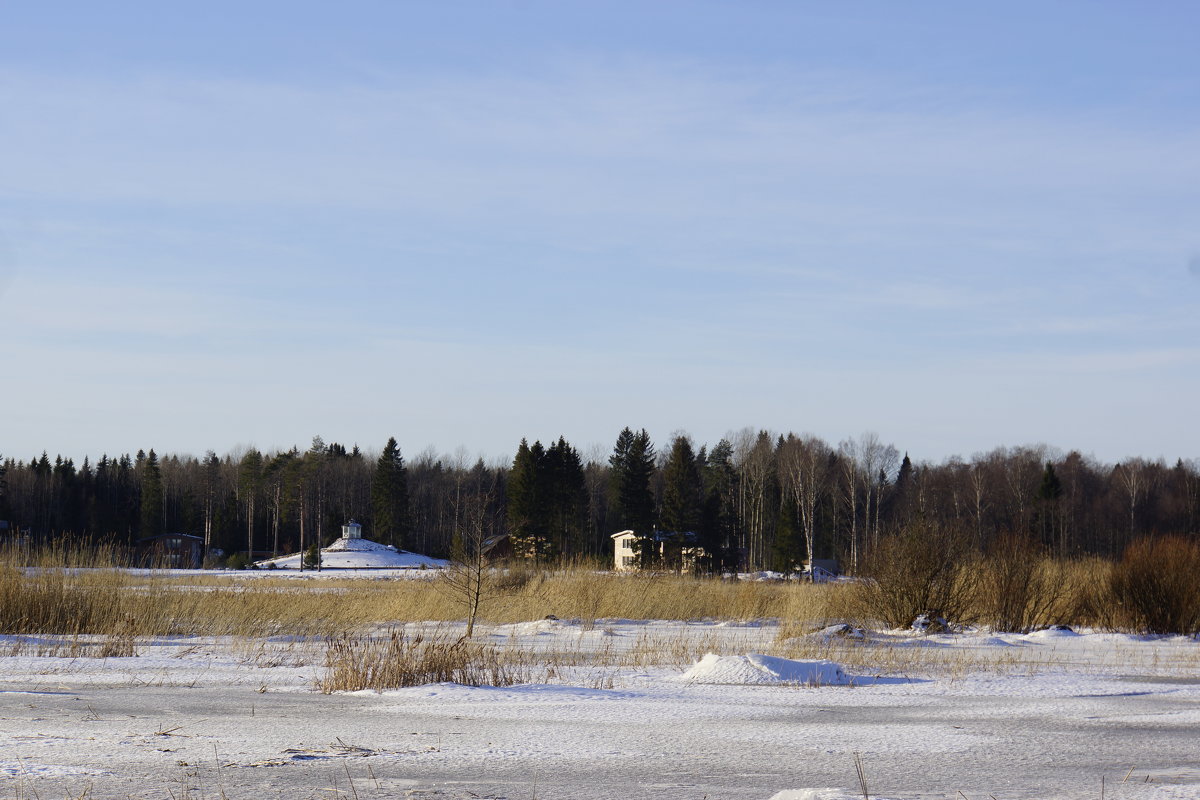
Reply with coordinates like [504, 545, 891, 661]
[3, 9, 1198, 463]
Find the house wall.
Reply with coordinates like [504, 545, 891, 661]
[612, 532, 639, 572]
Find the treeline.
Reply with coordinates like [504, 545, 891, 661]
[1, 429, 1197, 571]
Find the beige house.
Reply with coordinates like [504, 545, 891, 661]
[611, 529, 704, 572]
[611, 529, 640, 571]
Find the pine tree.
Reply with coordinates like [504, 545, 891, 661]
[371, 437, 409, 548]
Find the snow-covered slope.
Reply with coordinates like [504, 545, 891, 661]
[256, 536, 449, 569]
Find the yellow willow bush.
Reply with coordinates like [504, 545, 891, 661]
[965, 535, 1099, 633]
[1109, 536, 1200, 634]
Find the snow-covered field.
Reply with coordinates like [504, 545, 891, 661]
[2, 619, 1199, 800]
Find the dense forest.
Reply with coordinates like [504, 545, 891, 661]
[1, 428, 1197, 572]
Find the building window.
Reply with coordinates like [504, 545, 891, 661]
[621, 556, 636, 567]
[622, 538, 633, 550]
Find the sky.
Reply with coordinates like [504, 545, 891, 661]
[3, 1, 1198, 467]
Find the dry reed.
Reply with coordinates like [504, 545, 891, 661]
[319, 629, 534, 692]
[5, 539, 1197, 642]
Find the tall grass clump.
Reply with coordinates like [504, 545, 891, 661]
[1109, 536, 1200, 634]
[319, 629, 531, 692]
[0, 564, 130, 635]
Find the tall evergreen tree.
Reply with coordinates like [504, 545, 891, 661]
[140, 449, 163, 538]
[609, 428, 657, 566]
[888, 453, 915, 528]
[0, 455, 9, 522]
[508, 439, 553, 560]
[607, 427, 636, 530]
[545, 436, 588, 557]
[1034, 460, 1064, 546]
[660, 435, 702, 534]
[700, 438, 738, 572]
[239, 449, 263, 555]
[371, 437, 409, 548]
[771, 501, 802, 572]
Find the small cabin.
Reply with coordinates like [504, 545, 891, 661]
[805, 558, 841, 582]
[135, 533, 204, 569]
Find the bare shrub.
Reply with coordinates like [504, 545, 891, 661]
[852, 521, 973, 628]
[319, 630, 530, 692]
[1109, 536, 1200, 634]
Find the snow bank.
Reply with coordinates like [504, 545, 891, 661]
[676, 653, 850, 686]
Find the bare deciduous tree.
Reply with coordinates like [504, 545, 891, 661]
[440, 471, 501, 638]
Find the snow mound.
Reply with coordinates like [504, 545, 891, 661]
[676, 653, 849, 686]
[578, 627, 619, 638]
[809, 623, 866, 641]
[978, 636, 1016, 647]
[1025, 625, 1079, 640]
[496, 619, 566, 636]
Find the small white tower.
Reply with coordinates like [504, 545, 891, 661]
[342, 520, 363, 540]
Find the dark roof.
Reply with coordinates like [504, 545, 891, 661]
[481, 533, 511, 555]
[652, 530, 699, 544]
[136, 533, 204, 544]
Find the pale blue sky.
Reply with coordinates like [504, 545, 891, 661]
[3, 2, 1198, 464]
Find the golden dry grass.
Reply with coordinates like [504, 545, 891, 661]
[3, 540, 1193, 644]
[0, 543, 842, 638]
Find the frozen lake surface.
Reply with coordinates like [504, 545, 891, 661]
[2, 620, 1199, 799]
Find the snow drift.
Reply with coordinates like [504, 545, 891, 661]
[676, 653, 850, 686]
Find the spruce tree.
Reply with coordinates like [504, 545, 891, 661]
[545, 436, 587, 557]
[700, 438, 737, 573]
[371, 437, 409, 548]
[889, 453, 914, 528]
[771, 502, 802, 573]
[508, 439, 553, 561]
[607, 427, 636, 530]
[660, 435, 701, 534]
[0, 455, 9, 522]
[1035, 461, 1064, 546]
[140, 449, 163, 538]
[608, 428, 656, 567]
[239, 449, 263, 555]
